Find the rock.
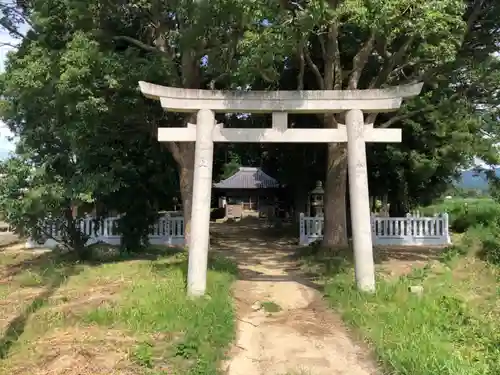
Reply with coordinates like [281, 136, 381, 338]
[408, 285, 424, 295]
[251, 301, 262, 311]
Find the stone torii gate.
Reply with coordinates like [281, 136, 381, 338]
[139, 81, 423, 296]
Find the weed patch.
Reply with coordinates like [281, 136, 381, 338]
[325, 263, 500, 375]
[326, 271, 500, 375]
[260, 301, 282, 313]
[295, 239, 500, 375]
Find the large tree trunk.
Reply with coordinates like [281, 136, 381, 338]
[322, 142, 348, 247]
[389, 183, 410, 217]
[168, 142, 195, 246]
[179, 162, 194, 245]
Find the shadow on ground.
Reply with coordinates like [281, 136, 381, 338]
[0, 245, 184, 359]
[0, 245, 184, 281]
[209, 220, 326, 291]
[208, 219, 446, 286]
[0, 255, 81, 359]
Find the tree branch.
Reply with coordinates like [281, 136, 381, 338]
[369, 36, 415, 88]
[348, 30, 376, 89]
[324, 23, 342, 89]
[465, 0, 487, 37]
[208, 73, 229, 90]
[181, 49, 201, 88]
[304, 43, 325, 90]
[0, 4, 33, 37]
[410, 65, 441, 86]
[297, 36, 306, 90]
[365, 112, 378, 125]
[388, 58, 435, 81]
[317, 33, 327, 62]
[378, 107, 433, 128]
[374, 34, 390, 60]
[378, 91, 467, 128]
[113, 35, 168, 55]
[400, 0, 487, 86]
[0, 41, 18, 48]
[209, 28, 242, 89]
[0, 22, 24, 39]
[166, 142, 182, 165]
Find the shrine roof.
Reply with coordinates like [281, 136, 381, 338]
[214, 167, 280, 189]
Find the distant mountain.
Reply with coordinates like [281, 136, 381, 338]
[457, 168, 500, 190]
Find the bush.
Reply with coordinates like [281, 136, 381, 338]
[470, 225, 500, 265]
[423, 198, 500, 233]
[453, 225, 500, 266]
[480, 232, 500, 265]
[451, 206, 500, 232]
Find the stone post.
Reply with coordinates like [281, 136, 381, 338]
[187, 109, 215, 297]
[299, 213, 305, 245]
[442, 212, 451, 244]
[346, 109, 375, 292]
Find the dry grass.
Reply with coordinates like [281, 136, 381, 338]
[5, 327, 140, 375]
[0, 245, 237, 375]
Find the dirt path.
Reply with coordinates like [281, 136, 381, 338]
[212, 221, 379, 375]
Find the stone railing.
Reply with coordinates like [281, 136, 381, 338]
[299, 212, 451, 246]
[25, 214, 185, 249]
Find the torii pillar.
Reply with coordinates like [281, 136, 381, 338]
[139, 82, 423, 296]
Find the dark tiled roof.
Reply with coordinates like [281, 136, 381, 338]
[214, 167, 280, 189]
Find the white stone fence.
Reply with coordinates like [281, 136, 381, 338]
[299, 212, 451, 246]
[26, 214, 185, 249]
[25, 211, 451, 249]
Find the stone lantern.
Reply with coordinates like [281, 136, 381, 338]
[310, 181, 324, 217]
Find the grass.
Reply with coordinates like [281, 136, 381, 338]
[260, 300, 282, 313]
[0, 245, 237, 375]
[296, 243, 500, 375]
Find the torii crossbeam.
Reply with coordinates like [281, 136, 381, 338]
[139, 81, 423, 296]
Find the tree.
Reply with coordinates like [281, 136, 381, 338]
[237, 0, 500, 246]
[63, 0, 264, 244]
[0, 0, 498, 253]
[0, 3, 180, 253]
[0, 150, 95, 259]
[368, 75, 500, 215]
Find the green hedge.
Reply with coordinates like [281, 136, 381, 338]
[422, 198, 500, 233]
[422, 198, 500, 265]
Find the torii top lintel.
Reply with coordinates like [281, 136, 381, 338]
[138, 81, 423, 113]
